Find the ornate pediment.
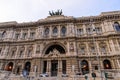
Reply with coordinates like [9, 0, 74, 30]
[44, 49, 61, 58]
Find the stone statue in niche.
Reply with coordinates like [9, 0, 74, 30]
[46, 49, 60, 57]
[34, 65, 37, 72]
[70, 43, 74, 51]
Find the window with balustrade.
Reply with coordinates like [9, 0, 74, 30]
[27, 50, 31, 57]
[95, 27, 102, 34]
[30, 32, 35, 39]
[44, 28, 49, 36]
[53, 27, 58, 36]
[19, 51, 23, 57]
[61, 26, 66, 36]
[80, 47, 85, 54]
[90, 46, 95, 53]
[86, 27, 92, 35]
[22, 33, 27, 39]
[77, 28, 83, 36]
[100, 46, 106, 53]
[15, 33, 20, 40]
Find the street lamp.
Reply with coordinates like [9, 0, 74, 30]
[90, 19, 103, 80]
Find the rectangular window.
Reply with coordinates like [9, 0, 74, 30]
[15, 33, 20, 39]
[86, 28, 92, 35]
[80, 47, 85, 53]
[95, 27, 102, 34]
[77, 29, 83, 36]
[62, 60, 66, 74]
[43, 61, 47, 73]
[30, 32, 35, 39]
[23, 33, 27, 39]
[91, 47, 95, 52]
[19, 51, 23, 57]
[101, 46, 106, 53]
[27, 50, 31, 57]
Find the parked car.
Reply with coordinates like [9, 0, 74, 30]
[61, 74, 68, 77]
[40, 73, 49, 77]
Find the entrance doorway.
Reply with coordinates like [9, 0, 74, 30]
[24, 62, 31, 76]
[6, 62, 14, 71]
[51, 60, 58, 76]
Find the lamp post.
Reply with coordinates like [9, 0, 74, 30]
[90, 19, 103, 80]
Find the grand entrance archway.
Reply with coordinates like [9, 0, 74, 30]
[51, 60, 58, 76]
[42, 43, 67, 76]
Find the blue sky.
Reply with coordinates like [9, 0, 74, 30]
[0, 0, 120, 22]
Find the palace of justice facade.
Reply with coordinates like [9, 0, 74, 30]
[0, 11, 120, 77]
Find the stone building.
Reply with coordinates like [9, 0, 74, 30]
[0, 10, 120, 77]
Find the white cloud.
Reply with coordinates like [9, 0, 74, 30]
[0, 0, 119, 22]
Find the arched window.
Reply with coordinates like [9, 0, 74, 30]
[103, 59, 112, 69]
[114, 22, 120, 31]
[81, 60, 89, 75]
[44, 28, 49, 36]
[19, 51, 23, 57]
[45, 44, 65, 54]
[11, 51, 15, 58]
[2, 31, 6, 38]
[61, 26, 66, 35]
[53, 27, 58, 34]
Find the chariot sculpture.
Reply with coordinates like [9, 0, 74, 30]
[49, 9, 63, 16]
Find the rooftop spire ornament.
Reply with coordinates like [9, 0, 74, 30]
[49, 9, 63, 16]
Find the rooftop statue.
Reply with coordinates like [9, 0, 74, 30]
[49, 9, 63, 16]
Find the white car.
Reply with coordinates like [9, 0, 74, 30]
[40, 73, 49, 77]
[61, 74, 68, 77]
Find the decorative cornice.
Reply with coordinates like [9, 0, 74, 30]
[0, 10, 120, 28]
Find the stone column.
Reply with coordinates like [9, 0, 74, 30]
[111, 59, 115, 69]
[106, 41, 111, 55]
[89, 60, 92, 73]
[109, 40, 116, 55]
[116, 39, 120, 51]
[20, 29, 23, 40]
[58, 60, 62, 76]
[15, 46, 19, 58]
[83, 24, 86, 36]
[28, 29, 30, 39]
[85, 42, 90, 55]
[101, 23, 106, 34]
[100, 60, 104, 70]
[3, 46, 8, 57]
[50, 26, 52, 38]
[96, 41, 100, 55]
[115, 59, 120, 69]
[39, 60, 43, 74]
[24, 46, 27, 58]
[47, 60, 51, 76]
[58, 25, 61, 37]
